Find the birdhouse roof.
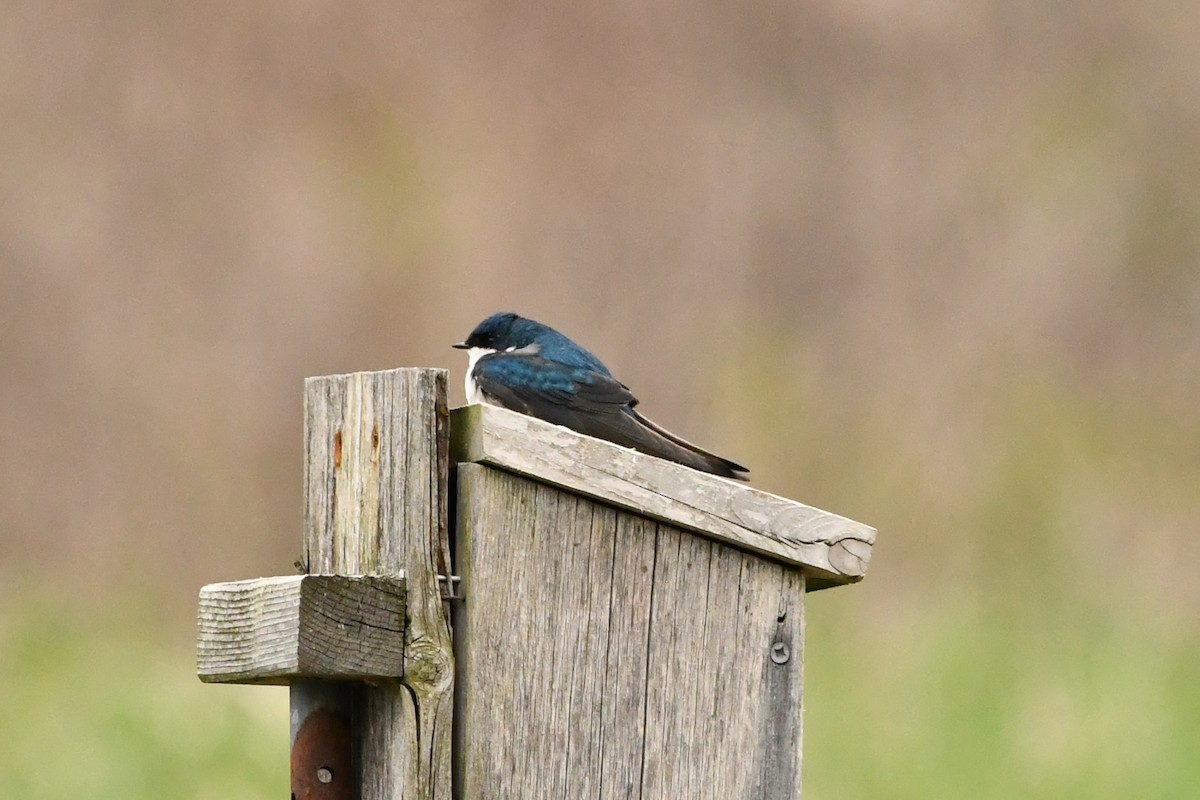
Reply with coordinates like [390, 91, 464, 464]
[450, 404, 875, 590]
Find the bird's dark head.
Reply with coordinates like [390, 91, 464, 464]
[453, 312, 544, 352]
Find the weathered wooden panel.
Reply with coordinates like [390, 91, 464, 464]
[196, 574, 406, 684]
[454, 463, 806, 799]
[302, 367, 453, 800]
[451, 403, 872, 588]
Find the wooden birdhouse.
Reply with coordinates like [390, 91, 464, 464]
[196, 368, 875, 799]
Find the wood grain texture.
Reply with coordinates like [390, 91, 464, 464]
[197, 575, 406, 684]
[303, 368, 453, 800]
[451, 403, 874, 589]
[454, 464, 807, 799]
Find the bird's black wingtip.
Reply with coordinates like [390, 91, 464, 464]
[707, 458, 750, 481]
[720, 456, 751, 481]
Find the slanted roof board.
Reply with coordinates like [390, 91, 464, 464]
[450, 404, 875, 589]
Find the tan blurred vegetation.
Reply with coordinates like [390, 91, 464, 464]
[1, 1, 1198, 796]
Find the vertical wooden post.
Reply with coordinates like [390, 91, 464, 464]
[298, 368, 453, 799]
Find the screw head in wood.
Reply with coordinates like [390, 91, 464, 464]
[770, 641, 790, 664]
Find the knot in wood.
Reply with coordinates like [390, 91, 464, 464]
[404, 638, 454, 694]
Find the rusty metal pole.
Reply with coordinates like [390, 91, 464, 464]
[290, 680, 357, 800]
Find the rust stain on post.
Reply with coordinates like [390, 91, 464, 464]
[291, 707, 353, 800]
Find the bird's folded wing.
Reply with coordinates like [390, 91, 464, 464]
[472, 354, 635, 415]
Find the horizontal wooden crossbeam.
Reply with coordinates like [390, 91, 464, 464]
[197, 574, 406, 684]
[450, 403, 875, 588]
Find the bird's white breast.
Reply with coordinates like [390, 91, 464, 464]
[464, 347, 496, 405]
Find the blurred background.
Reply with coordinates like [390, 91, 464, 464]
[2, 1, 1198, 797]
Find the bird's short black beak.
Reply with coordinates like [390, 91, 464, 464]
[452, 341, 469, 350]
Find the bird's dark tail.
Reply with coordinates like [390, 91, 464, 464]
[488, 393, 750, 479]
[624, 408, 749, 480]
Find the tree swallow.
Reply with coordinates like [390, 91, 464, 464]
[453, 312, 749, 480]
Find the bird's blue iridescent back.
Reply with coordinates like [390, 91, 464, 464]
[508, 317, 612, 376]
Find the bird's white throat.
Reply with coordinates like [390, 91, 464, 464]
[464, 346, 496, 404]
[463, 342, 541, 405]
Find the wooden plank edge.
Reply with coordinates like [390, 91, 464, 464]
[197, 574, 407, 684]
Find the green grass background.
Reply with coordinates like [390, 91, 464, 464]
[4, 587, 1195, 798]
